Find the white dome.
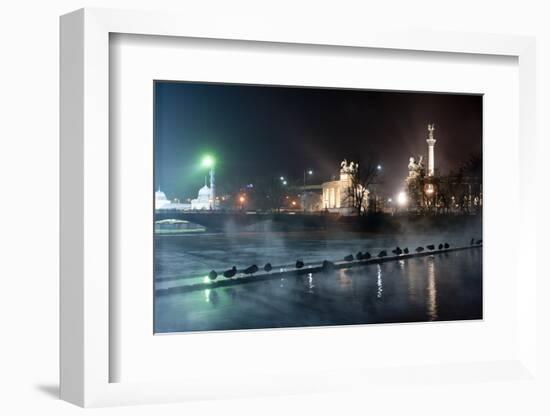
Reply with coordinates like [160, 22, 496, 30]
[198, 185, 210, 196]
[155, 190, 168, 200]
[155, 189, 171, 209]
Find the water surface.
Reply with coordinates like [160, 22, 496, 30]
[154, 231, 482, 333]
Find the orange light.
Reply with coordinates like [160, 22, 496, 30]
[239, 196, 245, 203]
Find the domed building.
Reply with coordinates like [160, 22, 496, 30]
[191, 185, 214, 210]
[155, 188, 191, 211]
[155, 188, 171, 209]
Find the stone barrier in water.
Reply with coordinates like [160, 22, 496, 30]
[155, 244, 482, 296]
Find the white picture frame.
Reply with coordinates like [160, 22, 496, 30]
[60, 8, 537, 407]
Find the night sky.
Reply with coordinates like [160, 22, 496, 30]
[154, 81, 482, 200]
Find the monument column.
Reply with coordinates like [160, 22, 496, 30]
[426, 123, 436, 176]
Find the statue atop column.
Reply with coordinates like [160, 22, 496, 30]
[428, 123, 435, 141]
[426, 123, 436, 176]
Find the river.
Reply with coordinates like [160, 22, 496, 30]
[154, 230, 482, 333]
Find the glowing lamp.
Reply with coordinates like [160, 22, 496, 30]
[397, 191, 407, 206]
[202, 155, 215, 168]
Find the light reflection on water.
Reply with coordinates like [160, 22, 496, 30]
[376, 264, 383, 299]
[426, 257, 438, 321]
[155, 249, 482, 333]
[306, 273, 314, 293]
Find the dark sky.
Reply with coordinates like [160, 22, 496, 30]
[154, 81, 482, 199]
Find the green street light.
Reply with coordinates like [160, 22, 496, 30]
[202, 155, 215, 168]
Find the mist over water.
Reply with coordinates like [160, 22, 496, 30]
[155, 248, 482, 333]
[154, 218, 482, 333]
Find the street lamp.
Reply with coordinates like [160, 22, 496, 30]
[303, 169, 313, 186]
[239, 195, 245, 210]
[201, 155, 215, 168]
[377, 164, 382, 171]
[201, 155, 216, 210]
[397, 191, 407, 206]
[282, 180, 287, 186]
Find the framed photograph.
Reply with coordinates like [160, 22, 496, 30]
[60, 8, 537, 407]
[152, 81, 484, 334]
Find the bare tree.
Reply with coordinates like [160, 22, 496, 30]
[345, 159, 380, 216]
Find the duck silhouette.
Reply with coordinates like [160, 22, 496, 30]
[322, 260, 335, 270]
[476, 239, 482, 245]
[378, 250, 387, 258]
[403, 247, 409, 254]
[243, 264, 259, 275]
[415, 246, 424, 253]
[356, 252, 364, 260]
[344, 254, 354, 262]
[391, 247, 403, 255]
[444, 243, 450, 249]
[264, 263, 272, 272]
[427, 244, 435, 251]
[438, 243, 443, 250]
[296, 260, 305, 269]
[223, 266, 237, 278]
[208, 270, 218, 280]
[364, 252, 372, 259]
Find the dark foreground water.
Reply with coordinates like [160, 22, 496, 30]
[154, 231, 482, 333]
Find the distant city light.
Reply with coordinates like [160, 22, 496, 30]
[280, 176, 285, 181]
[201, 155, 215, 168]
[282, 180, 287, 185]
[377, 164, 382, 170]
[291, 201, 297, 206]
[397, 191, 407, 206]
[308, 170, 313, 175]
[239, 195, 245, 203]
[388, 198, 393, 203]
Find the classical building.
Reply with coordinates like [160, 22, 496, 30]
[155, 184, 217, 211]
[190, 184, 214, 210]
[155, 165, 220, 211]
[155, 188, 191, 210]
[155, 188, 171, 209]
[321, 160, 368, 215]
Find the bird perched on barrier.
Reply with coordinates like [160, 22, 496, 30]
[223, 266, 237, 278]
[438, 243, 443, 250]
[264, 263, 272, 272]
[470, 238, 475, 245]
[322, 260, 335, 271]
[444, 243, 450, 249]
[208, 270, 218, 280]
[476, 239, 482, 245]
[344, 254, 354, 262]
[427, 244, 435, 251]
[403, 248, 409, 254]
[243, 264, 259, 275]
[391, 247, 403, 255]
[415, 247, 424, 253]
[378, 250, 387, 258]
[296, 260, 305, 269]
[364, 252, 372, 259]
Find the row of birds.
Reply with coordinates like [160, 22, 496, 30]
[206, 239, 482, 281]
